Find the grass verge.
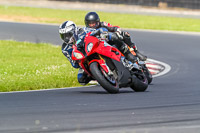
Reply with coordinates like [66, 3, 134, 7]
[0, 5, 200, 32]
[0, 40, 80, 92]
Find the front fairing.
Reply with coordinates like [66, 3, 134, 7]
[83, 35, 121, 62]
[84, 35, 100, 56]
[71, 45, 85, 60]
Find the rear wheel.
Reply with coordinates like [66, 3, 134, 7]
[143, 65, 153, 84]
[90, 62, 119, 94]
[130, 71, 148, 92]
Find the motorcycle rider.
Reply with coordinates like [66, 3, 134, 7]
[59, 20, 141, 85]
[84, 12, 147, 61]
[59, 20, 92, 85]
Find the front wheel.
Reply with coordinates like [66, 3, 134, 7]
[90, 62, 119, 94]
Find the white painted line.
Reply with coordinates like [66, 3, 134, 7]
[0, 85, 96, 94]
[146, 64, 164, 69]
[147, 59, 171, 78]
[147, 69, 160, 73]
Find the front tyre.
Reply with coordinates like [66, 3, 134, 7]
[90, 62, 119, 94]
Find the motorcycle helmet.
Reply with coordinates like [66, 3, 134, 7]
[59, 21, 77, 42]
[84, 12, 100, 28]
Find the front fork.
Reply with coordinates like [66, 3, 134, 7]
[88, 54, 118, 79]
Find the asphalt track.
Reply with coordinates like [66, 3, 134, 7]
[1, 21, 200, 133]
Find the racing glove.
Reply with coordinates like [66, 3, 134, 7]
[100, 31, 109, 41]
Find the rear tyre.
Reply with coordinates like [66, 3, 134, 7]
[90, 62, 119, 94]
[130, 72, 148, 92]
[143, 65, 153, 84]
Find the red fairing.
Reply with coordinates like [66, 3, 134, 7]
[72, 32, 122, 77]
[89, 59, 109, 73]
[83, 33, 121, 62]
[71, 45, 85, 60]
[80, 60, 92, 76]
[84, 35, 99, 55]
[95, 41, 121, 62]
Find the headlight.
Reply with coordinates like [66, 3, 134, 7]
[87, 43, 93, 52]
[73, 52, 83, 59]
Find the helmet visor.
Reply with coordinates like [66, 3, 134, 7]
[88, 21, 96, 27]
[88, 21, 99, 28]
[60, 31, 73, 42]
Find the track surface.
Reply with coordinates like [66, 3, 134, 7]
[1, 22, 200, 133]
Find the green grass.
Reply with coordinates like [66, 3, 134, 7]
[0, 5, 200, 32]
[0, 40, 80, 92]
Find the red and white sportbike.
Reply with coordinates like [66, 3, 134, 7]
[72, 32, 148, 94]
